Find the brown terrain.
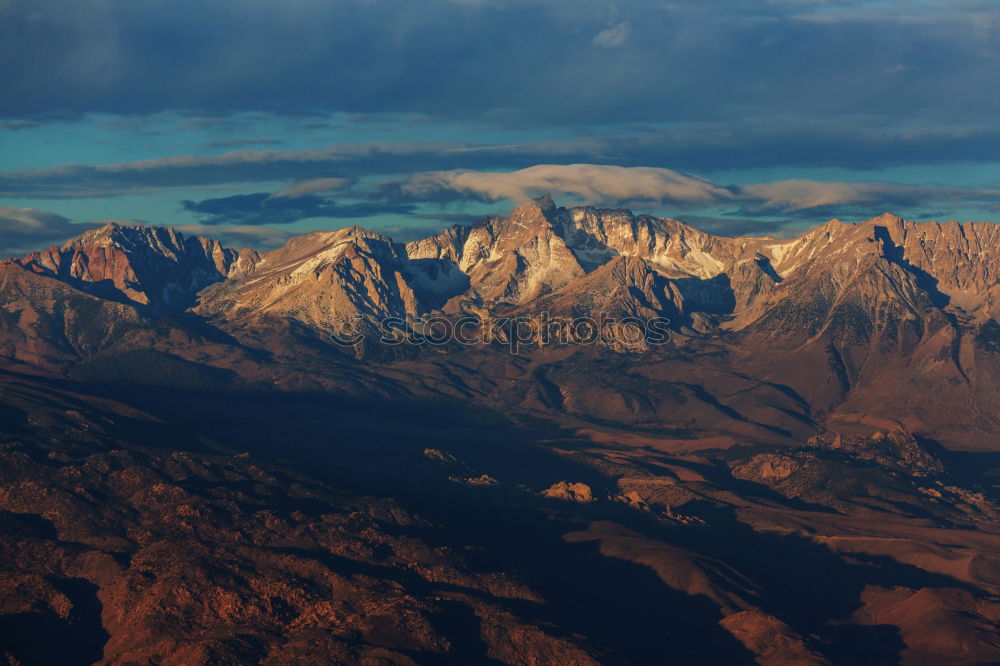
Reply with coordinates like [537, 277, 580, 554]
[1, 198, 998, 664]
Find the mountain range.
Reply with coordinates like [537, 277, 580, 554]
[1, 198, 998, 664]
[4, 195, 999, 449]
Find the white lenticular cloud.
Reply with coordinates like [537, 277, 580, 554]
[0, 207, 70, 232]
[739, 179, 1000, 211]
[272, 177, 354, 198]
[739, 180, 893, 210]
[0, 207, 94, 258]
[403, 164, 734, 204]
[399, 166, 1000, 217]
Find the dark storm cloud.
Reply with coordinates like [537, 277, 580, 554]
[180, 192, 415, 226]
[0, 141, 525, 199]
[4, 0, 1000, 240]
[10, 124, 1000, 200]
[3, 1, 1000, 143]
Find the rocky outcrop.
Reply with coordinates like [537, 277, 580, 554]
[729, 428, 998, 522]
[808, 429, 945, 475]
[720, 610, 832, 666]
[541, 481, 596, 502]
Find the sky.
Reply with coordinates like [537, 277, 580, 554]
[2, 0, 1000, 256]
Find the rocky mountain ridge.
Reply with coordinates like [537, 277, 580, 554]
[1, 198, 999, 450]
[195, 198, 1000, 343]
[2, 200, 1000, 664]
[6, 200, 996, 337]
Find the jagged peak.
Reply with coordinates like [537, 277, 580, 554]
[790, 217, 857, 243]
[860, 212, 908, 229]
[510, 196, 554, 218]
[817, 217, 852, 229]
[657, 216, 709, 236]
[62, 220, 181, 250]
[63, 220, 121, 245]
[308, 226, 396, 251]
[872, 211, 903, 222]
[533, 193, 556, 213]
[344, 224, 381, 237]
[61, 220, 243, 253]
[257, 225, 398, 271]
[569, 204, 634, 221]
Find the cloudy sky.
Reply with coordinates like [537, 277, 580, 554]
[2, 0, 1000, 255]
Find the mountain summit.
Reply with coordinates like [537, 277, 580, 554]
[4, 222, 257, 309]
